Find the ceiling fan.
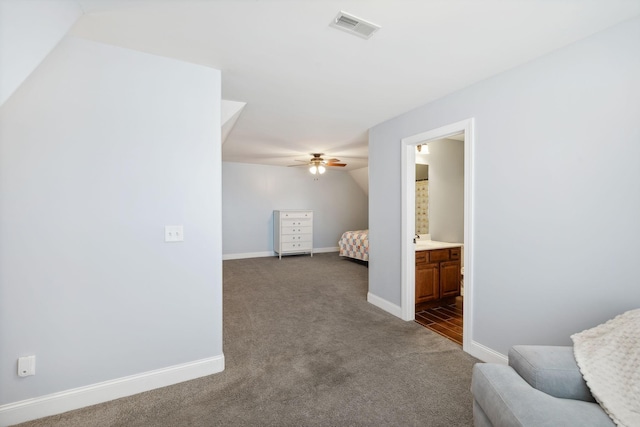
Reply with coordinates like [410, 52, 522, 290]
[290, 153, 347, 175]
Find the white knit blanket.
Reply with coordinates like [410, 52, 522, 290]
[571, 309, 640, 427]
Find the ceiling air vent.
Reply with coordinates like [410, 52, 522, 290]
[330, 11, 380, 39]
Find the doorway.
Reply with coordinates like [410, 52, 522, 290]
[414, 135, 464, 344]
[400, 118, 474, 352]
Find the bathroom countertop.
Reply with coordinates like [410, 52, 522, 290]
[414, 239, 463, 251]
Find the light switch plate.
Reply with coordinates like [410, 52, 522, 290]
[165, 225, 184, 242]
[18, 355, 35, 377]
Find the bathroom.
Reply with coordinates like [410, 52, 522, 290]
[414, 135, 465, 344]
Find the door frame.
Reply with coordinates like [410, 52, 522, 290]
[400, 118, 475, 352]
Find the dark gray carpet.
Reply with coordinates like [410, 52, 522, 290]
[17, 252, 478, 426]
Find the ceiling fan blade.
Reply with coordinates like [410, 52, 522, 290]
[326, 163, 347, 167]
[325, 158, 341, 163]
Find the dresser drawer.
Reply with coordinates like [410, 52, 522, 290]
[281, 241, 312, 251]
[280, 211, 313, 220]
[281, 234, 311, 243]
[282, 218, 311, 227]
[282, 226, 312, 235]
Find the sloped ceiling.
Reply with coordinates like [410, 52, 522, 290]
[0, 0, 83, 106]
[9, 1, 640, 171]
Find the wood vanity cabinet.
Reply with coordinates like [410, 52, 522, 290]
[415, 247, 461, 310]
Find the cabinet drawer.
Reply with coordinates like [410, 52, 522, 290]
[428, 249, 450, 262]
[282, 226, 312, 235]
[281, 234, 311, 243]
[281, 241, 312, 251]
[450, 247, 461, 260]
[415, 251, 428, 265]
[280, 211, 313, 220]
[282, 219, 311, 227]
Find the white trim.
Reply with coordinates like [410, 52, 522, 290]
[314, 246, 339, 254]
[0, 355, 225, 427]
[223, 251, 274, 260]
[223, 247, 339, 260]
[367, 292, 403, 318]
[467, 340, 508, 364]
[400, 118, 476, 354]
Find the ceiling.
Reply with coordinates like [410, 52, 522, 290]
[71, 0, 640, 171]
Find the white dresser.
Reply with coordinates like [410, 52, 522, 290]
[273, 210, 313, 259]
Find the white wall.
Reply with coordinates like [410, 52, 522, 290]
[0, 0, 82, 106]
[0, 36, 223, 420]
[429, 138, 464, 242]
[222, 162, 368, 257]
[369, 16, 640, 356]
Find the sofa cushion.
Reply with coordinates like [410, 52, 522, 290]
[509, 345, 595, 402]
[471, 363, 614, 427]
[473, 400, 494, 427]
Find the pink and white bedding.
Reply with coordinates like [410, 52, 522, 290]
[338, 230, 369, 262]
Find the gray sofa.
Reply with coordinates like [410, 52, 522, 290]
[471, 345, 614, 427]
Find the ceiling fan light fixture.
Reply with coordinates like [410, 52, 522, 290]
[298, 153, 345, 175]
[309, 164, 326, 175]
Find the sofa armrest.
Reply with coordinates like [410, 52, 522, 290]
[509, 345, 595, 402]
[471, 364, 613, 427]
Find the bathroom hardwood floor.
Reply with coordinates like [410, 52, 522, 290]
[415, 301, 463, 345]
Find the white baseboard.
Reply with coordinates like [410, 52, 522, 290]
[223, 251, 274, 260]
[223, 247, 339, 260]
[313, 246, 339, 254]
[466, 340, 508, 364]
[0, 355, 225, 427]
[367, 292, 403, 318]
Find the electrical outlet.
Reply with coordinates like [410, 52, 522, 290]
[164, 225, 184, 242]
[18, 355, 35, 377]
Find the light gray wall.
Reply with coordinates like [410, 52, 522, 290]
[348, 167, 369, 196]
[369, 17, 640, 355]
[429, 138, 464, 242]
[222, 162, 368, 256]
[0, 37, 222, 404]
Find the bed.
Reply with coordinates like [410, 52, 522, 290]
[338, 229, 369, 262]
